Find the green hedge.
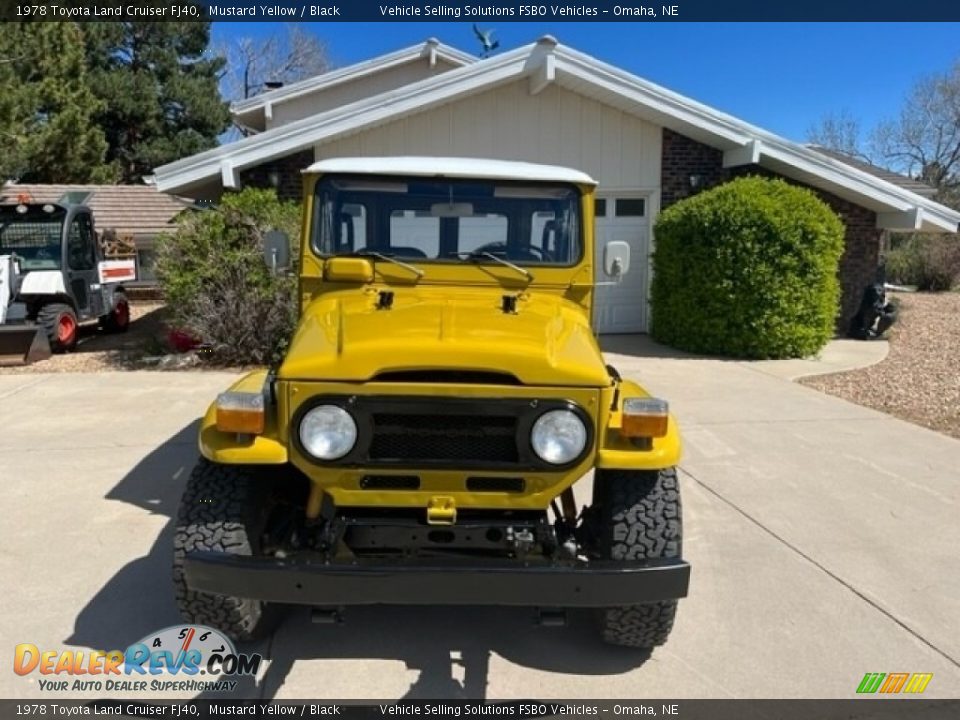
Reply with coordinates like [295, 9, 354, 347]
[156, 188, 301, 365]
[651, 176, 845, 359]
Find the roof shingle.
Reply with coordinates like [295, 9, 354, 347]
[0, 183, 188, 237]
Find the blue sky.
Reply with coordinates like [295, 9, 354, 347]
[211, 22, 960, 144]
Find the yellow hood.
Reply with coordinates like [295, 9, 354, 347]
[278, 288, 610, 387]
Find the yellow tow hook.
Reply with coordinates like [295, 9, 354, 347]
[426, 496, 457, 525]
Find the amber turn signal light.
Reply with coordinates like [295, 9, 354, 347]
[216, 392, 265, 435]
[620, 397, 669, 438]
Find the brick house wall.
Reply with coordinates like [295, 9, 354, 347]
[660, 129, 881, 331]
[238, 150, 314, 202]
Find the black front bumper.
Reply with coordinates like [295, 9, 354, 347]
[183, 552, 690, 607]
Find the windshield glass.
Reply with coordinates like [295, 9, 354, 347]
[313, 176, 582, 266]
[0, 210, 64, 270]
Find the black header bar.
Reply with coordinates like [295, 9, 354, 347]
[4, 1, 960, 22]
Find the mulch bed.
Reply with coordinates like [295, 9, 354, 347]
[801, 292, 960, 440]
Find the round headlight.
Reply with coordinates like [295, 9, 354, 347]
[531, 409, 587, 465]
[299, 405, 357, 460]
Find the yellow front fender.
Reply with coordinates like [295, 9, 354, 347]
[596, 380, 682, 469]
[198, 370, 288, 465]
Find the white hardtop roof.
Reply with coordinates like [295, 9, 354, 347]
[305, 157, 597, 186]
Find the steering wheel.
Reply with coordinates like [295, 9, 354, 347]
[470, 242, 553, 262]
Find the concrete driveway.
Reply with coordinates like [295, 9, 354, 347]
[1, 348, 958, 700]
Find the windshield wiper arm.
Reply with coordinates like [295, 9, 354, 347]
[465, 251, 533, 281]
[346, 250, 424, 278]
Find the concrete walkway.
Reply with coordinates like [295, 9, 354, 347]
[600, 334, 890, 381]
[1, 362, 957, 700]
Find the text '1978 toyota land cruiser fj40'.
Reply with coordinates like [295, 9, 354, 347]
[174, 157, 689, 649]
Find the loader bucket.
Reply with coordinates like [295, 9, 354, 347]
[0, 326, 52, 365]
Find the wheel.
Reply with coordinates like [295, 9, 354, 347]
[592, 468, 682, 648]
[100, 292, 130, 333]
[37, 303, 78, 353]
[173, 459, 278, 642]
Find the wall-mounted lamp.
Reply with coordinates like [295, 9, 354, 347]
[689, 174, 704, 190]
[267, 169, 280, 188]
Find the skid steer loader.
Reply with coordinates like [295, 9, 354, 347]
[0, 197, 135, 365]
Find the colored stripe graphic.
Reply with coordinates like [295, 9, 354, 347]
[903, 673, 934, 693]
[857, 673, 886, 693]
[880, 673, 909, 693]
[856, 672, 933, 694]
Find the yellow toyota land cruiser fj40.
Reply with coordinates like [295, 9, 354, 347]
[173, 157, 689, 649]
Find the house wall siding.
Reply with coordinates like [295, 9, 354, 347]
[660, 128, 880, 330]
[315, 80, 662, 191]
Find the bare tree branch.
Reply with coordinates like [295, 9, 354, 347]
[220, 25, 331, 138]
[869, 60, 960, 208]
[806, 109, 872, 162]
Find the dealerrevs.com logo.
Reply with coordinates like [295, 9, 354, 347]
[13, 625, 262, 693]
[856, 672, 933, 694]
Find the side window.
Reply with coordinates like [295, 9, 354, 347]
[531, 211, 557, 252]
[340, 203, 366, 252]
[68, 215, 96, 270]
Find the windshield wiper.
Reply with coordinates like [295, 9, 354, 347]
[463, 251, 533, 281]
[345, 249, 424, 278]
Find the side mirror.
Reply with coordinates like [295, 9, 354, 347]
[263, 230, 290, 273]
[603, 240, 631, 279]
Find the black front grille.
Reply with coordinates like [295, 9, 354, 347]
[369, 414, 518, 463]
[294, 395, 591, 470]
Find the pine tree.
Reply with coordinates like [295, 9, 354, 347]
[83, 22, 230, 183]
[0, 23, 112, 183]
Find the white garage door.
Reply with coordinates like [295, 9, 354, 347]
[593, 196, 650, 334]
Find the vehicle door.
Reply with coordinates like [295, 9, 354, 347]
[65, 212, 102, 318]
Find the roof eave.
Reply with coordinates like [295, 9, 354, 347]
[752, 143, 960, 233]
[155, 44, 534, 195]
[230, 40, 476, 119]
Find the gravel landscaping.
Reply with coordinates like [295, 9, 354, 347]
[801, 292, 960, 440]
[0, 302, 169, 374]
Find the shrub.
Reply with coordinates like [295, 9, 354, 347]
[651, 176, 845, 359]
[156, 188, 301, 365]
[884, 234, 960, 291]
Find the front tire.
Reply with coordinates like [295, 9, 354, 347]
[37, 303, 78, 353]
[173, 459, 276, 642]
[593, 467, 682, 648]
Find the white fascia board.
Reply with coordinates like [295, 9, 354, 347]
[877, 208, 922, 231]
[156, 47, 532, 194]
[723, 140, 761, 168]
[554, 53, 750, 147]
[759, 143, 960, 232]
[761, 143, 912, 211]
[220, 162, 239, 189]
[529, 52, 556, 95]
[230, 42, 476, 119]
[553, 45, 960, 231]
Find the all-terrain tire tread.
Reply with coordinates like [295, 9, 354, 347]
[595, 467, 682, 648]
[37, 302, 77, 352]
[172, 459, 270, 642]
